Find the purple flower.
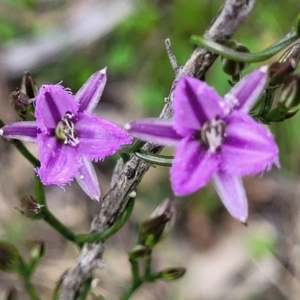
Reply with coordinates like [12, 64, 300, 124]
[126, 66, 279, 222]
[0, 68, 132, 200]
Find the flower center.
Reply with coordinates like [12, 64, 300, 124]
[55, 112, 79, 146]
[199, 117, 226, 153]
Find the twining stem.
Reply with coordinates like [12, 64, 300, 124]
[120, 250, 158, 300]
[131, 259, 140, 287]
[11, 139, 40, 167]
[35, 177, 46, 205]
[76, 276, 93, 300]
[145, 256, 152, 276]
[22, 278, 40, 300]
[35, 174, 78, 244]
[190, 29, 299, 63]
[75, 196, 135, 245]
[41, 208, 78, 244]
[18, 259, 40, 300]
[120, 280, 143, 300]
[120, 257, 141, 300]
[134, 151, 173, 167]
[129, 139, 146, 153]
[120, 269, 161, 300]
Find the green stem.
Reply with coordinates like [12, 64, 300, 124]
[190, 30, 299, 63]
[134, 151, 173, 167]
[23, 278, 40, 300]
[130, 259, 140, 287]
[129, 140, 146, 153]
[77, 276, 93, 300]
[145, 256, 152, 277]
[35, 177, 46, 205]
[120, 279, 143, 300]
[76, 196, 135, 245]
[34, 171, 78, 244]
[11, 140, 40, 167]
[18, 259, 40, 300]
[41, 207, 78, 244]
[120, 270, 161, 300]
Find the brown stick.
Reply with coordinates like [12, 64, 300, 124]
[59, 0, 256, 298]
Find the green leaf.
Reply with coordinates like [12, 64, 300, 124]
[134, 151, 173, 167]
[190, 26, 299, 63]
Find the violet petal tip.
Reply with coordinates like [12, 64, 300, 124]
[260, 65, 268, 73]
[124, 123, 131, 130]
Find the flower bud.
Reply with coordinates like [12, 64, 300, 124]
[285, 109, 299, 119]
[9, 88, 31, 120]
[128, 245, 152, 260]
[30, 241, 45, 260]
[138, 198, 176, 247]
[159, 267, 186, 281]
[269, 61, 296, 86]
[9, 72, 37, 120]
[21, 72, 38, 99]
[19, 196, 44, 219]
[221, 40, 250, 76]
[278, 74, 300, 110]
[0, 241, 21, 272]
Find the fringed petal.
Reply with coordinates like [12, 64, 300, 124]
[75, 113, 132, 160]
[35, 85, 78, 131]
[221, 111, 279, 175]
[37, 135, 81, 185]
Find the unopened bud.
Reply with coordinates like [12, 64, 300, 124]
[9, 88, 31, 120]
[0, 241, 21, 272]
[138, 198, 176, 247]
[278, 74, 300, 110]
[21, 72, 38, 99]
[19, 196, 43, 219]
[285, 108, 299, 119]
[129, 245, 151, 260]
[269, 61, 296, 86]
[9, 72, 37, 120]
[221, 40, 250, 76]
[159, 267, 186, 281]
[264, 106, 299, 122]
[30, 241, 45, 260]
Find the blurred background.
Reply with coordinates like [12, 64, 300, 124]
[1, 0, 300, 299]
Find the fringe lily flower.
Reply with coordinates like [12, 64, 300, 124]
[0, 68, 132, 200]
[126, 66, 279, 222]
